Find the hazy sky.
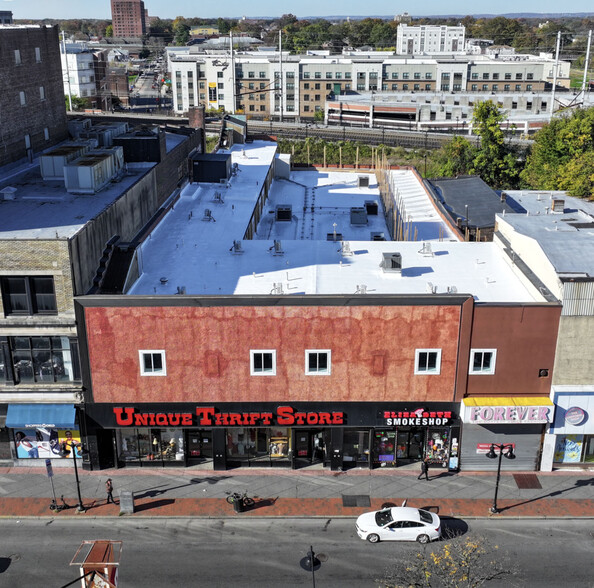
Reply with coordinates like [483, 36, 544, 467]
[3, 0, 594, 20]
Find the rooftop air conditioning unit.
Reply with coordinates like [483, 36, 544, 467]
[381, 252, 402, 273]
[358, 175, 369, 188]
[350, 207, 368, 226]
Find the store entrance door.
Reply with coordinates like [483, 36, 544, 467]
[186, 430, 213, 465]
[395, 428, 425, 464]
[294, 429, 327, 468]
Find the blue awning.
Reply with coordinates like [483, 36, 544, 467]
[6, 404, 76, 429]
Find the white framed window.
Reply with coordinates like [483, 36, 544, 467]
[250, 350, 276, 376]
[305, 350, 331, 375]
[14, 49, 21, 65]
[39, 86, 45, 100]
[139, 350, 167, 376]
[35, 47, 42, 62]
[469, 349, 497, 375]
[44, 127, 50, 141]
[414, 349, 441, 375]
[19, 91, 26, 106]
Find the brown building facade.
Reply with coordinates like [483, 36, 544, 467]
[75, 295, 560, 472]
[110, 0, 146, 38]
[0, 26, 68, 167]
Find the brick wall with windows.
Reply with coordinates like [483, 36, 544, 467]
[80, 300, 465, 404]
[0, 26, 68, 167]
[0, 240, 73, 317]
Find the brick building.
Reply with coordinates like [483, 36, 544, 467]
[110, 0, 146, 38]
[0, 117, 203, 466]
[0, 25, 68, 167]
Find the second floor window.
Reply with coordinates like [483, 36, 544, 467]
[1, 276, 57, 316]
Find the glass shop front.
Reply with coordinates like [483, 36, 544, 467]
[81, 403, 460, 472]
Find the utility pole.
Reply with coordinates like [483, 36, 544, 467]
[62, 30, 73, 111]
[279, 29, 283, 123]
[230, 30, 236, 114]
[550, 31, 561, 118]
[581, 30, 592, 93]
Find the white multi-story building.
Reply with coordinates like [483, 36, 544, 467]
[168, 47, 570, 122]
[396, 24, 465, 55]
[61, 43, 98, 106]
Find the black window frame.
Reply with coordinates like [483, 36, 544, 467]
[1, 276, 57, 316]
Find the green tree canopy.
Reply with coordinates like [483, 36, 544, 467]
[471, 99, 522, 188]
[521, 107, 594, 198]
[434, 136, 477, 177]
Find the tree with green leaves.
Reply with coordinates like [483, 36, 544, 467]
[434, 136, 476, 177]
[521, 107, 594, 199]
[105, 24, 113, 38]
[173, 17, 190, 46]
[471, 99, 522, 189]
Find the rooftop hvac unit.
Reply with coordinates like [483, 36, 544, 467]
[365, 200, 379, 215]
[350, 207, 368, 226]
[551, 198, 565, 213]
[327, 233, 343, 241]
[275, 205, 292, 221]
[39, 143, 92, 180]
[63, 147, 124, 194]
[357, 175, 369, 188]
[1, 186, 17, 200]
[381, 252, 402, 273]
[67, 118, 92, 138]
[371, 232, 385, 241]
[341, 241, 353, 256]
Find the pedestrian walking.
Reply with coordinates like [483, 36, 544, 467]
[418, 458, 429, 481]
[105, 478, 116, 504]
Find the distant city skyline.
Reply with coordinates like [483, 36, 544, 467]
[3, 0, 594, 20]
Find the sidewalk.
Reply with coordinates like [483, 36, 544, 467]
[0, 465, 592, 520]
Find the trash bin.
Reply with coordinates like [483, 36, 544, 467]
[119, 491, 135, 514]
[232, 498, 244, 513]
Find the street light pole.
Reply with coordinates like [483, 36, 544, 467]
[64, 441, 85, 512]
[486, 443, 515, 514]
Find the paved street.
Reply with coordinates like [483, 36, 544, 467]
[0, 518, 592, 587]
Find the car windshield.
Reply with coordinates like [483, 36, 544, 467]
[375, 509, 394, 526]
[418, 509, 433, 524]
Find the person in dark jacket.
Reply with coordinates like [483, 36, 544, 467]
[418, 458, 429, 481]
[106, 478, 116, 504]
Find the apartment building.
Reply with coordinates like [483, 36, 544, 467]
[0, 25, 68, 167]
[61, 43, 100, 108]
[396, 24, 466, 55]
[110, 0, 146, 38]
[168, 48, 570, 122]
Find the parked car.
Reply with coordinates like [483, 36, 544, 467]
[356, 505, 441, 544]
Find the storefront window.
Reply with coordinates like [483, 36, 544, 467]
[373, 430, 396, 467]
[426, 428, 450, 467]
[116, 428, 184, 465]
[554, 434, 584, 463]
[226, 427, 291, 463]
[13, 428, 81, 459]
[344, 430, 370, 466]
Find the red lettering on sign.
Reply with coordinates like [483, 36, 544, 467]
[156, 413, 168, 426]
[332, 412, 344, 424]
[318, 412, 332, 425]
[134, 413, 149, 426]
[196, 407, 215, 426]
[114, 407, 134, 426]
[261, 413, 273, 425]
[277, 406, 295, 425]
[229, 413, 242, 426]
[181, 413, 193, 426]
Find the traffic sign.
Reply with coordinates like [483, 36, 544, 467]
[45, 458, 54, 478]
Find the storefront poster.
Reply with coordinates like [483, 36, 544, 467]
[14, 428, 81, 459]
[554, 435, 583, 463]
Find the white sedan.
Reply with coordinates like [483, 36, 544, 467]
[356, 506, 441, 544]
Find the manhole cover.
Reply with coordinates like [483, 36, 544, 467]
[342, 494, 371, 507]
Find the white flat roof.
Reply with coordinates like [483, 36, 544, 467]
[129, 142, 542, 303]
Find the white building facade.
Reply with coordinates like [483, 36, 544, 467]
[396, 24, 466, 55]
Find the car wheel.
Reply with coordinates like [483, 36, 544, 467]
[416, 534, 430, 544]
[367, 534, 380, 543]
